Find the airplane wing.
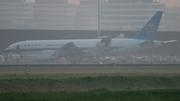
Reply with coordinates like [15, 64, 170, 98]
[161, 40, 178, 44]
[54, 42, 86, 61]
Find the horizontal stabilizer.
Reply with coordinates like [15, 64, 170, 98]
[162, 40, 178, 44]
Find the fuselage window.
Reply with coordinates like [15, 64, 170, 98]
[35, 44, 37, 47]
[24, 44, 27, 47]
[28, 44, 30, 47]
[31, 44, 33, 47]
[21, 45, 23, 47]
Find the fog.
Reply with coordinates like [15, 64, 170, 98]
[0, 0, 179, 64]
[0, 0, 180, 31]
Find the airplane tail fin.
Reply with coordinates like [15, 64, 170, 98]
[134, 11, 163, 40]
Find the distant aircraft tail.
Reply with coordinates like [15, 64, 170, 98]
[134, 11, 163, 40]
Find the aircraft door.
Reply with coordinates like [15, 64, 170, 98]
[15, 45, 20, 53]
[16, 45, 20, 50]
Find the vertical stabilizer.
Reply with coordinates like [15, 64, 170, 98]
[134, 11, 163, 40]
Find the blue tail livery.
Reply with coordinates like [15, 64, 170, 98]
[134, 11, 163, 40]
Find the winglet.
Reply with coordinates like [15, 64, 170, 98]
[134, 11, 163, 40]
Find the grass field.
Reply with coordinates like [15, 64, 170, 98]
[1, 89, 180, 101]
[0, 74, 180, 92]
[0, 66, 180, 100]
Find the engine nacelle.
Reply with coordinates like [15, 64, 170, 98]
[41, 50, 56, 55]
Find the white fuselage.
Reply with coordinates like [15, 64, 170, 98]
[5, 38, 162, 56]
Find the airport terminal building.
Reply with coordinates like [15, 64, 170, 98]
[78, 0, 166, 31]
[0, 0, 170, 31]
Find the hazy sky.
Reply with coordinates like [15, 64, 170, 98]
[68, 0, 180, 7]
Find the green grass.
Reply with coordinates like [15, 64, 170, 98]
[0, 66, 180, 100]
[0, 89, 180, 101]
[0, 75, 180, 92]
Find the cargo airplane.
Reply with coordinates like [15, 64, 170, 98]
[5, 11, 177, 62]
